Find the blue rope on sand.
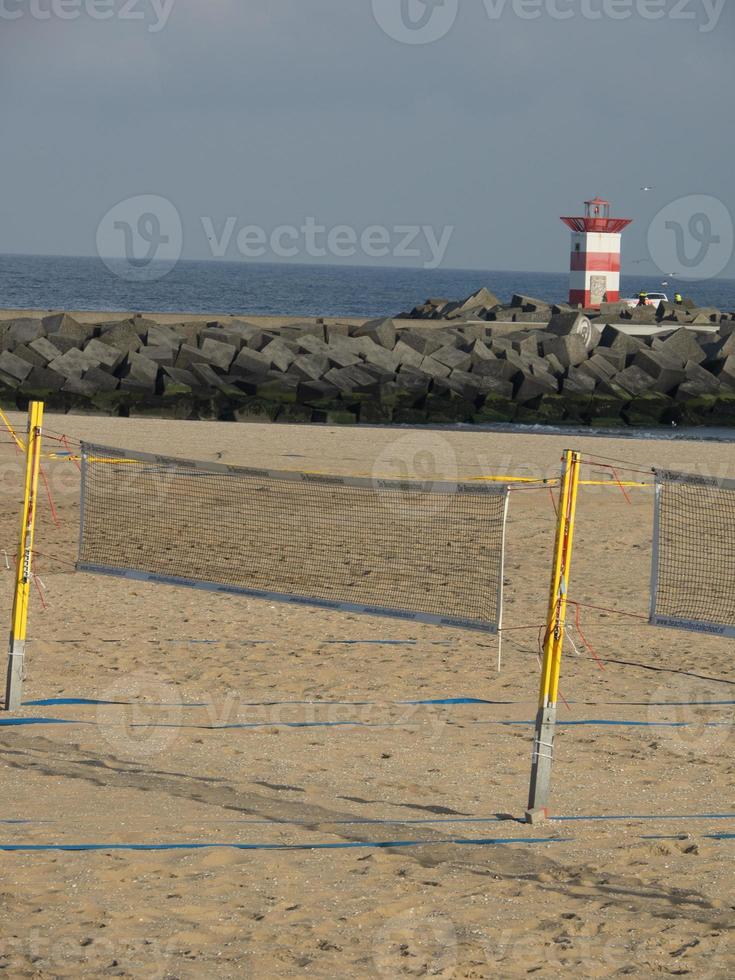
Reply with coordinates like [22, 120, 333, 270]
[2, 714, 730, 731]
[0, 836, 570, 853]
[24, 695, 735, 708]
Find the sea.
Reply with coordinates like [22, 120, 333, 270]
[1, 253, 734, 320]
[3, 253, 735, 441]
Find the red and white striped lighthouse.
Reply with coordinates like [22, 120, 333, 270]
[561, 198, 632, 308]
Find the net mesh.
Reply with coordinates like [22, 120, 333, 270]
[651, 470, 735, 636]
[77, 443, 509, 633]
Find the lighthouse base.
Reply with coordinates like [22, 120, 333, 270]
[569, 288, 620, 308]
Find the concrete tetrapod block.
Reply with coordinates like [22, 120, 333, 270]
[290, 354, 331, 382]
[598, 326, 645, 359]
[399, 329, 458, 356]
[418, 355, 452, 380]
[142, 346, 177, 367]
[62, 376, 100, 397]
[297, 379, 340, 405]
[200, 338, 238, 372]
[296, 334, 329, 356]
[360, 364, 396, 386]
[515, 370, 558, 402]
[83, 366, 120, 392]
[511, 293, 551, 313]
[324, 365, 380, 394]
[577, 354, 616, 385]
[469, 339, 496, 366]
[164, 366, 202, 390]
[527, 354, 554, 377]
[707, 333, 735, 360]
[448, 370, 511, 402]
[471, 358, 517, 382]
[84, 339, 125, 372]
[278, 321, 326, 341]
[675, 361, 720, 399]
[147, 323, 185, 350]
[261, 339, 296, 373]
[199, 328, 245, 351]
[12, 344, 47, 370]
[48, 348, 99, 380]
[393, 340, 425, 370]
[632, 349, 686, 394]
[564, 367, 596, 395]
[174, 344, 206, 371]
[99, 322, 144, 355]
[456, 286, 501, 314]
[622, 305, 658, 325]
[47, 317, 95, 346]
[124, 352, 160, 390]
[486, 308, 522, 323]
[545, 312, 599, 351]
[544, 353, 566, 377]
[656, 327, 707, 366]
[327, 347, 361, 369]
[716, 355, 735, 388]
[28, 337, 65, 365]
[431, 345, 472, 372]
[499, 347, 531, 374]
[351, 318, 397, 350]
[614, 364, 658, 397]
[6, 319, 44, 349]
[190, 362, 240, 394]
[231, 348, 272, 378]
[594, 346, 627, 373]
[215, 321, 263, 349]
[540, 334, 589, 368]
[357, 344, 397, 374]
[507, 331, 540, 357]
[25, 366, 66, 393]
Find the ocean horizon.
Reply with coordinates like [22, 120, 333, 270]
[1, 253, 734, 319]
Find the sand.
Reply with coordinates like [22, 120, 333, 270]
[0, 411, 733, 978]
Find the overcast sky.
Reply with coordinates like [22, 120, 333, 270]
[1, 0, 733, 274]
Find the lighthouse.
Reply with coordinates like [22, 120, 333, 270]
[561, 198, 632, 308]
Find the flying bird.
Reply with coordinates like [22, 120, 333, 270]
[640, 186, 653, 192]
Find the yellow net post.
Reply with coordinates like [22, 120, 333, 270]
[4, 402, 44, 711]
[525, 449, 582, 823]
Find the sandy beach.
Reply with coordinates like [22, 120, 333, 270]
[1, 412, 733, 978]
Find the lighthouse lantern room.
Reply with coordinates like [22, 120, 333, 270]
[561, 198, 632, 308]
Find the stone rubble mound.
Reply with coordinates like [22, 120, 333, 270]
[1, 291, 734, 426]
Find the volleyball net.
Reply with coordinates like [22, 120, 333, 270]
[650, 469, 735, 638]
[76, 443, 510, 634]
